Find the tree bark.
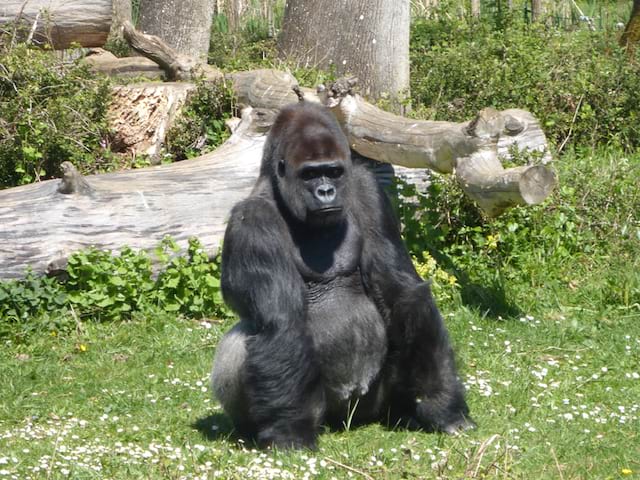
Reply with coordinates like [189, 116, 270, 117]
[620, 0, 640, 51]
[470, 0, 481, 18]
[0, 0, 112, 49]
[223, 0, 248, 32]
[138, 0, 214, 61]
[531, 0, 545, 22]
[110, 0, 132, 38]
[278, 0, 410, 107]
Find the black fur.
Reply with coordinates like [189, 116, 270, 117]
[211, 102, 473, 449]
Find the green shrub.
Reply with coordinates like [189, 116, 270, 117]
[0, 238, 232, 339]
[153, 237, 227, 318]
[65, 246, 155, 321]
[165, 79, 235, 160]
[410, 16, 640, 151]
[393, 147, 640, 315]
[0, 43, 113, 188]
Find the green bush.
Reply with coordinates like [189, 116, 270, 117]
[0, 43, 113, 188]
[165, 79, 235, 160]
[410, 15, 640, 151]
[393, 147, 640, 315]
[0, 238, 231, 339]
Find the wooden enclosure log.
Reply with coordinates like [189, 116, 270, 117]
[0, 109, 265, 280]
[0, 0, 112, 49]
[320, 80, 556, 216]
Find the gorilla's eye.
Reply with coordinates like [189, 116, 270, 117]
[277, 160, 286, 177]
[300, 168, 320, 181]
[326, 166, 344, 179]
[299, 165, 344, 181]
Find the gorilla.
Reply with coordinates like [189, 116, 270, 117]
[211, 101, 473, 449]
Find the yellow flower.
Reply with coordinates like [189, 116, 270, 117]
[487, 234, 500, 249]
[622, 469, 633, 475]
[78, 343, 88, 352]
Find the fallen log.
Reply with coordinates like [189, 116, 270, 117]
[0, 0, 112, 49]
[320, 78, 556, 216]
[0, 109, 264, 280]
[0, 69, 557, 279]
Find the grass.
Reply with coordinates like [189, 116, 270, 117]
[1, 183, 639, 480]
[0, 301, 638, 478]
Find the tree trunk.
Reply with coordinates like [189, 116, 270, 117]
[110, 0, 132, 38]
[278, 0, 410, 107]
[620, 0, 640, 50]
[223, 0, 248, 31]
[138, 0, 214, 61]
[470, 0, 481, 18]
[0, 0, 112, 49]
[531, 0, 545, 22]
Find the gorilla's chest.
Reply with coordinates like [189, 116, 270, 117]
[305, 272, 387, 403]
[292, 220, 361, 279]
[290, 221, 387, 401]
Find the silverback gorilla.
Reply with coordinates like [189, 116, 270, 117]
[211, 101, 473, 449]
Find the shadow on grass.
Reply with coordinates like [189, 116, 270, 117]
[192, 412, 237, 442]
[430, 250, 523, 319]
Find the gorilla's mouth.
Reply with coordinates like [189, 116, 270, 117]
[309, 206, 344, 226]
[316, 206, 343, 215]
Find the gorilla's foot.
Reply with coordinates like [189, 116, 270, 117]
[441, 415, 476, 435]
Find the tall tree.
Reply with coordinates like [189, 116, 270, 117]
[110, 0, 132, 40]
[278, 0, 410, 107]
[620, 0, 640, 51]
[531, 0, 545, 22]
[470, 0, 481, 18]
[138, 0, 214, 60]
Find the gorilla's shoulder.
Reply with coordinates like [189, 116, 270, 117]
[231, 195, 275, 218]
[228, 194, 283, 230]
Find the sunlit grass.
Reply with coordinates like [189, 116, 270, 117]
[1, 294, 638, 479]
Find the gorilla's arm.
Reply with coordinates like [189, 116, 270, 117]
[221, 196, 322, 448]
[356, 166, 471, 432]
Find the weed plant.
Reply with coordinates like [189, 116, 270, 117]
[0, 238, 230, 340]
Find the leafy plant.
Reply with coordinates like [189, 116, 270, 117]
[65, 247, 155, 321]
[0, 42, 114, 188]
[165, 79, 235, 160]
[410, 14, 640, 151]
[0, 238, 232, 339]
[153, 237, 228, 318]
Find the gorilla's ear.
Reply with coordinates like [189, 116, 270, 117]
[277, 159, 286, 177]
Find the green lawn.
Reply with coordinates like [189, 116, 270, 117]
[1, 146, 639, 479]
[1, 300, 638, 479]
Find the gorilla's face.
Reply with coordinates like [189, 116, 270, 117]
[272, 108, 351, 227]
[278, 156, 347, 227]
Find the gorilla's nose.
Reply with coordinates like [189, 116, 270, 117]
[315, 184, 336, 203]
